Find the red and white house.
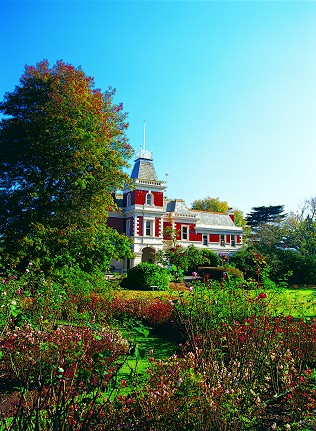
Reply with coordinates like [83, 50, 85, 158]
[108, 149, 243, 271]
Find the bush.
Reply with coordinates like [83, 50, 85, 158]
[186, 246, 220, 274]
[230, 245, 316, 286]
[197, 266, 244, 282]
[0, 323, 129, 385]
[121, 263, 169, 291]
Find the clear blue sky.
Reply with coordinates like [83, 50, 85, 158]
[1, 0, 315, 216]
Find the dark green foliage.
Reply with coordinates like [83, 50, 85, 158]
[0, 60, 133, 274]
[197, 266, 244, 281]
[156, 244, 221, 275]
[198, 248, 221, 267]
[231, 246, 316, 285]
[230, 246, 260, 280]
[246, 205, 287, 228]
[121, 262, 169, 291]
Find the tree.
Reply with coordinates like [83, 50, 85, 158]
[246, 205, 287, 229]
[285, 214, 316, 257]
[191, 196, 246, 229]
[0, 60, 133, 273]
[191, 196, 229, 213]
[297, 196, 316, 221]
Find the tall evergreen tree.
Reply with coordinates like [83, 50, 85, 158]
[246, 205, 287, 229]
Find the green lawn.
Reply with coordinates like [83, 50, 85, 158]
[267, 286, 316, 319]
[113, 325, 179, 394]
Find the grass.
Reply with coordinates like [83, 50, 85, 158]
[113, 324, 179, 394]
[272, 286, 316, 319]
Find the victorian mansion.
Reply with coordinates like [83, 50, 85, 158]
[108, 149, 243, 272]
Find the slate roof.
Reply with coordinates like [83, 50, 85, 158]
[164, 199, 242, 231]
[193, 211, 241, 230]
[165, 199, 193, 215]
[131, 157, 158, 181]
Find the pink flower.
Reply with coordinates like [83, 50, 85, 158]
[192, 272, 197, 277]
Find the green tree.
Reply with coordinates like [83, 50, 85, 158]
[191, 196, 246, 229]
[191, 196, 229, 213]
[0, 60, 133, 273]
[285, 215, 316, 257]
[246, 205, 287, 229]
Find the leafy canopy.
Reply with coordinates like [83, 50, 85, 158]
[0, 60, 133, 273]
[191, 196, 246, 229]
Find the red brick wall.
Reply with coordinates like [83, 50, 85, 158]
[135, 190, 146, 205]
[133, 190, 163, 206]
[137, 216, 143, 236]
[153, 191, 163, 206]
[155, 218, 161, 237]
[189, 225, 202, 241]
[209, 234, 220, 243]
[175, 223, 182, 240]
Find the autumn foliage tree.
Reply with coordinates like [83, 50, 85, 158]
[0, 60, 133, 273]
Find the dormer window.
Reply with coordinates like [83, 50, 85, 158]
[145, 192, 153, 206]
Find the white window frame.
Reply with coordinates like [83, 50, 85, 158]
[145, 220, 154, 236]
[220, 234, 225, 247]
[145, 192, 153, 206]
[126, 193, 131, 207]
[181, 225, 189, 240]
[202, 234, 208, 246]
[231, 235, 236, 247]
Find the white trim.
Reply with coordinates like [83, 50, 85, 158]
[181, 225, 189, 241]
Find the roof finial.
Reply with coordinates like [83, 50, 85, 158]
[137, 120, 152, 160]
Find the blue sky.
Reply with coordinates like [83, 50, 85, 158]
[1, 0, 315, 216]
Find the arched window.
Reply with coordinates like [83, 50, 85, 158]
[145, 192, 153, 206]
[126, 193, 131, 207]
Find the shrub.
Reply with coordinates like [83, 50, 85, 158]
[121, 263, 169, 291]
[110, 295, 175, 327]
[230, 246, 316, 286]
[197, 266, 244, 282]
[0, 323, 129, 385]
[186, 246, 221, 274]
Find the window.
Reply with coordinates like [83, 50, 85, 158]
[181, 226, 188, 240]
[231, 235, 236, 247]
[126, 193, 131, 207]
[126, 219, 130, 236]
[145, 220, 153, 236]
[220, 234, 225, 247]
[203, 234, 208, 246]
[145, 193, 153, 206]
